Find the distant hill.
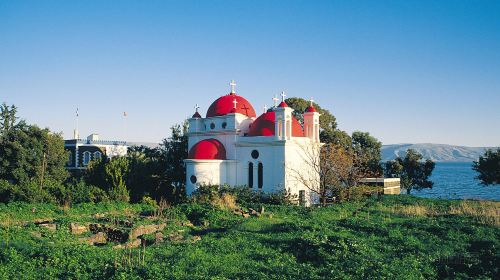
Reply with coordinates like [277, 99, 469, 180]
[381, 143, 495, 162]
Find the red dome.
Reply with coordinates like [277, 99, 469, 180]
[247, 111, 304, 137]
[188, 139, 226, 160]
[305, 106, 316, 113]
[278, 101, 288, 107]
[206, 93, 256, 118]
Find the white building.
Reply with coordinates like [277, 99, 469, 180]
[64, 133, 128, 170]
[184, 82, 322, 205]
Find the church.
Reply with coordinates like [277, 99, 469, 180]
[184, 81, 322, 205]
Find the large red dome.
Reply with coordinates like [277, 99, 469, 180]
[206, 93, 256, 118]
[188, 139, 226, 160]
[247, 111, 304, 137]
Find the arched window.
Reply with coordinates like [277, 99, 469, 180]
[248, 162, 253, 188]
[258, 162, 263, 189]
[94, 151, 102, 161]
[83, 151, 91, 166]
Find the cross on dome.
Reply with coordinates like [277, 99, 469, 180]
[232, 98, 238, 109]
[309, 98, 314, 106]
[229, 80, 237, 94]
[272, 95, 279, 107]
[263, 104, 268, 113]
[194, 103, 200, 112]
[281, 91, 287, 102]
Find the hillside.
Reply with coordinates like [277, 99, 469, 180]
[0, 197, 498, 279]
[381, 143, 494, 162]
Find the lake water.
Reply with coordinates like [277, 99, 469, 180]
[410, 162, 500, 201]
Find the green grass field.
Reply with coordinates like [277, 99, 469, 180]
[0, 196, 498, 279]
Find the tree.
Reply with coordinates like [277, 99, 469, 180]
[351, 131, 383, 176]
[288, 142, 368, 206]
[160, 122, 188, 191]
[473, 148, 500, 185]
[285, 97, 347, 145]
[0, 103, 21, 136]
[385, 149, 435, 194]
[0, 103, 68, 186]
[126, 145, 164, 202]
[105, 156, 130, 202]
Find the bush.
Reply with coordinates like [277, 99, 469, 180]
[67, 180, 109, 204]
[0, 179, 57, 204]
[332, 185, 383, 202]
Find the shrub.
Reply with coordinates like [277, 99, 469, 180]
[332, 185, 382, 202]
[67, 180, 109, 204]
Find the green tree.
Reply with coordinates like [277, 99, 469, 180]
[352, 131, 383, 176]
[160, 122, 188, 191]
[285, 97, 338, 132]
[0, 103, 68, 186]
[385, 149, 435, 194]
[105, 156, 130, 202]
[126, 145, 164, 202]
[473, 148, 500, 185]
[0, 103, 22, 136]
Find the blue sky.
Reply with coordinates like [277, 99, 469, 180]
[1, 0, 499, 146]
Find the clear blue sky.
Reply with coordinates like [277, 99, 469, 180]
[1, 0, 499, 146]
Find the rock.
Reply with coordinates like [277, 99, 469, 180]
[92, 213, 105, 219]
[89, 223, 128, 243]
[84, 232, 107, 245]
[33, 218, 54, 225]
[155, 232, 164, 244]
[242, 213, 250, 218]
[106, 227, 129, 243]
[249, 208, 258, 215]
[126, 238, 142, 249]
[30, 231, 42, 238]
[129, 223, 166, 239]
[181, 221, 194, 227]
[69, 223, 87, 235]
[39, 223, 57, 231]
[168, 232, 184, 242]
[259, 206, 265, 215]
[191, 235, 202, 243]
[268, 213, 273, 219]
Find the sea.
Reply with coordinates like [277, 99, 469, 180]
[410, 162, 500, 201]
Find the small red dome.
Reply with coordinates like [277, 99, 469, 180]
[278, 101, 288, 107]
[192, 111, 202, 118]
[206, 93, 256, 118]
[247, 111, 304, 137]
[305, 106, 316, 113]
[188, 139, 226, 160]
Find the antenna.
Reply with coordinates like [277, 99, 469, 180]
[73, 107, 79, 139]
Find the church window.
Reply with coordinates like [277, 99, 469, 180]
[248, 162, 253, 188]
[299, 190, 306, 206]
[83, 151, 91, 166]
[210, 123, 215, 129]
[190, 175, 197, 184]
[67, 152, 73, 166]
[251, 150, 259, 159]
[94, 151, 102, 161]
[258, 162, 263, 189]
[222, 122, 227, 129]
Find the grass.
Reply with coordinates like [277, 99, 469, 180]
[0, 196, 498, 279]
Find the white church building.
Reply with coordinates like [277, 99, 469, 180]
[184, 82, 322, 205]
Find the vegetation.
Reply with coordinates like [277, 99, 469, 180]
[0, 195, 498, 279]
[385, 149, 435, 194]
[473, 148, 500, 185]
